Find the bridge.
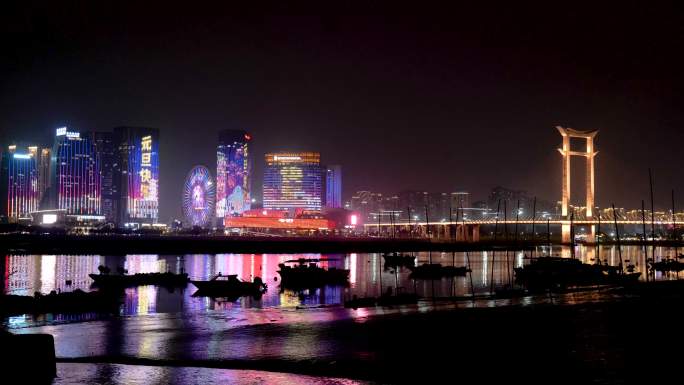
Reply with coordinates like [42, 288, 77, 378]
[363, 127, 676, 242]
[362, 219, 683, 241]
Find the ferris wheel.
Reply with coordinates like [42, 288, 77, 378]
[182, 165, 216, 227]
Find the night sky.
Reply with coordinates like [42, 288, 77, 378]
[2, 2, 684, 221]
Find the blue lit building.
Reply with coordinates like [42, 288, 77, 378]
[324, 165, 342, 209]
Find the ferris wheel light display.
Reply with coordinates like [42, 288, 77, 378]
[182, 165, 216, 227]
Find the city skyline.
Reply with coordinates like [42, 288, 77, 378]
[3, 3, 684, 223]
[5, 123, 684, 225]
[4, 5, 684, 384]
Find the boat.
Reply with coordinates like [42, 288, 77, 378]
[89, 271, 189, 287]
[649, 258, 684, 273]
[277, 258, 349, 288]
[514, 257, 639, 291]
[382, 253, 416, 268]
[408, 263, 471, 280]
[0, 289, 121, 316]
[191, 274, 267, 297]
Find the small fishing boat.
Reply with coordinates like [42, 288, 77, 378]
[277, 258, 349, 288]
[382, 253, 416, 268]
[0, 289, 121, 316]
[649, 258, 684, 273]
[514, 257, 639, 291]
[191, 274, 267, 297]
[89, 271, 189, 287]
[408, 263, 471, 280]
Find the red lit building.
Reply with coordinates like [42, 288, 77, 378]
[224, 208, 335, 231]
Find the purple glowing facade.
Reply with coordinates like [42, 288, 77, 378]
[1, 145, 39, 220]
[51, 128, 101, 215]
[114, 127, 159, 225]
[216, 130, 251, 220]
[182, 165, 215, 227]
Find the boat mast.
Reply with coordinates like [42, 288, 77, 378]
[547, 218, 551, 253]
[504, 199, 510, 287]
[531, 196, 537, 259]
[461, 203, 475, 298]
[490, 199, 501, 294]
[641, 200, 649, 282]
[649, 169, 656, 260]
[407, 206, 412, 238]
[377, 210, 381, 237]
[672, 190, 678, 279]
[425, 204, 430, 240]
[512, 199, 520, 289]
[596, 209, 601, 265]
[612, 204, 624, 271]
[570, 212, 575, 259]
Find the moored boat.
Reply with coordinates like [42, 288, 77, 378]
[514, 257, 640, 291]
[0, 289, 121, 316]
[649, 258, 684, 273]
[277, 258, 350, 288]
[382, 253, 416, 268]
[191, 274, 267, 297]
[408, 263, 471, 280]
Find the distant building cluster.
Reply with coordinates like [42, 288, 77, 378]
[349, 190, 475, 223]
[1, 126, 160, 229]
[1, 124, 353, 233]
[199, 132, 348, 231]
[224, 149, 347, 233]
[347, 186, 561, 224]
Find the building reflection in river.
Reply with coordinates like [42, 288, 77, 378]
[3, 245, 681, 326]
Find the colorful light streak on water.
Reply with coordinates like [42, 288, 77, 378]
[3, 245, 683, 330]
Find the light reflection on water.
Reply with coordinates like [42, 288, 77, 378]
[55, 363, 370, 385]
[2, 245, 682, 328]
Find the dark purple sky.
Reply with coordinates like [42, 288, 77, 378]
[2, 1, 684, 221]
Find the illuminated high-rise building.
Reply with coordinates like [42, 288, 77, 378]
[451, 191, 470, 210]
[216, 130, 251, 219]
[87, 132, 116, 223]
[263, 152, 322, 211]
[113, 126, 159, 226]
[50, 127, 101, 215]
[324, 165, 342, 209]
[0, 145, 39, 221]
[38, 147, 51, 205]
